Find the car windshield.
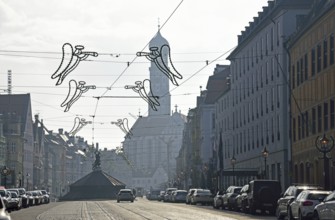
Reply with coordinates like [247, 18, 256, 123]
[0, 191, 5, 197]
[177, 192, 187, 195]
[234, 188, 241, 193]
[197, 190, 211, 195]
[307, 193, 330, 200]
[10, 192, 17, 198]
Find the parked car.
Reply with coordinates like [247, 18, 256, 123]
[25, 192, 35, 206]
[8, 192, 21, 211]
[186, 188, 197, 205]
[235, 184, 249, 212]
[30, 191, 42, 205]
[0, 195, 11, 220]
[276, 184, 323, 219]
[213, 190, 225, 209]
[171, 190, 187, 203]
[190, 189, 213, 205]
[0, 190, 10, 209]
[163, 188, 177, 202]
[40, 190, 50, 204]
[147, 190, 160, 201]
[117, 189, 134, 203]
[8, 188, 28, 208]
[288, 190, 331, 220]
[158, 191, 165, 202]
[222, 186, 242, 210]
[243, 179, 281, 215]
[313, 191, 335, 220]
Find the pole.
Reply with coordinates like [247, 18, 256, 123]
[264, 157, 267, 179]
[233, 164, 235, 185]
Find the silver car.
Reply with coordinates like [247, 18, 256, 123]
[313, 191, 335, 220]
[288, 190, 331, 220]
[190, 189, 213, 205]
[117, 189, 134, 203]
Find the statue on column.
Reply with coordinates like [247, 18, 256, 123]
[92, 150, 101, 171]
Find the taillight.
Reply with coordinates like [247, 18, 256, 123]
[302, 200, 313, 206]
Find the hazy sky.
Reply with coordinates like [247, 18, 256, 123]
[0, 0, 269, 149]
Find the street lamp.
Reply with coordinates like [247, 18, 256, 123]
[26, 173, 30, 190]
[1, 166, 11, 188]
[231, 155, 236, 185]
[315, 133, 335, 190]
[18, 171, 22, 187]
[262, 146, 269, 179]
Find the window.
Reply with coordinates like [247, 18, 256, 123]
[297, 60, 300, 86]
[305, 111, 309, 137]
[330, 34, 334, 65]
[311, 48, 316, 76]
[317, 44, 322, 72]
[324, 102, 329, 131]
[318, 105, 322, 133]
[292, 64, 295, 89]
[300, 58, 304, 83]
[324, 39, 328, 69]
[298, 115, 301, 140]
[331, 99, 334, 129]
[312, 107, 316, 134]
[304, 54, 308, 80]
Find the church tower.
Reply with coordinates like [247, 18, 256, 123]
[148, 30, 171, 116]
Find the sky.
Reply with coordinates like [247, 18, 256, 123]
[0, 0, 269, 150]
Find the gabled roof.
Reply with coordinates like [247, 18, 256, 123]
[71, 169, 125, 187]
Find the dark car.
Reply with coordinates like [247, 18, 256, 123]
[243, 179, 281, 215]
[276, 184, 322, 219]
[222, 186, 242, 210]
[117, 189, 134, 203]
[147, 190, 160, 201]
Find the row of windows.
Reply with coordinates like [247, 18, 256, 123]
[223, 115, 281, 158]
[292, 98, 335, 142]
[292, 33, 335, 88]
[234, 21, 281, 81]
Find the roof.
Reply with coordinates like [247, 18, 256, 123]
[205, 65, 231, 104]
[149, 30, 169, 48]
[129, 113, 185, 137]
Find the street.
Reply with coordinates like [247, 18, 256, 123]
[10, 198, 276, 220]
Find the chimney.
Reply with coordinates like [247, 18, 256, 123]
[58, 128, 63, 134]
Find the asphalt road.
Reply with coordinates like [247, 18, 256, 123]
[10, 198, 277, 220]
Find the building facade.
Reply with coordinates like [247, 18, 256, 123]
[223, 0, 313, 190]
[289, 0, 335, 190]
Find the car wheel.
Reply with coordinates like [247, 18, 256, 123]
[249, 203, 256, 215]
[312, 211, 319, 220]
[298, 210, 305, 220]
[276, 206, 284, 219]
[131, 200, 134, 203]
[287, 207, 294, 220]
[117, 200, 120, 203]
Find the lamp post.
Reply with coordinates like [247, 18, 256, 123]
[26, 173, 30, 190]
[231, 155, 236, 185]
[262, 146, 269, 179]
[1, 166, 11, 188]
[315, 133, 334, 190]
[18, 171, 22, 187]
